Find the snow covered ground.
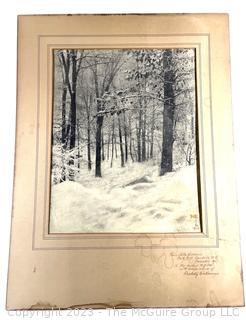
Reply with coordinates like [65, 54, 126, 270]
[49, 161, 201, 233]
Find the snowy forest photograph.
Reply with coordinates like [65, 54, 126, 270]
[49, 48, 201, 233]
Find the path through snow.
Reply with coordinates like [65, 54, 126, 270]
[49, 162, 200, 233]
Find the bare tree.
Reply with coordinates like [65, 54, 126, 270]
[160, 49, 176, 175]
[90, 51, 122, 177]
[83, 93, 93, 170]
[52, 48, 196, 184]
[59, 49, 84, 180]
[117, 112, 125, 167]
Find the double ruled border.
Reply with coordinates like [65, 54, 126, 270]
[32, 33, 219, 250]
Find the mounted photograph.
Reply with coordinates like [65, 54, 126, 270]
[49, 48, 201, 233]
[7, 14, 244, 310]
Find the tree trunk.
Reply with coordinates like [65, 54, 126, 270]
[77, 120, 80, 170]
[101, 129, 105, 161]
[160, 50, 175, 176]
[60, 85, 67, 182]
[61, 87, 67, 146]
[141, 81, 147, 162]
[136, 52, 142, 163]
[129, 117, 134, 162]
[137, 109, 142, 162]
[85, 95, 92, 171]
[95, 115, 103, 177]
[141, 106, 146, 162]
[59, 50, 71, 182]
[114, 135, 118, 158]
[94, 64, 104, 177]
[87, 124, 92, 171]
[123, 111, 128, 163]
[70, 94, 76, 150]
[150, 106, 155, 159]
[118, 113, 125, 167]
[110, 118, 115, 168]
[107, 128, 110, 160]
[69, 92, 76, 180]
[146, 128, 150, 161]
[69, 51, 77, 151]
[68, 50, 78, 180]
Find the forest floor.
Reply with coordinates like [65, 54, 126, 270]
[49, 160, 201, 233]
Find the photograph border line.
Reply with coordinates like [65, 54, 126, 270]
[32, 33, 219, 250]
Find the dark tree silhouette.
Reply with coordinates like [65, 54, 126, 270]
[160, 49, 175, 176]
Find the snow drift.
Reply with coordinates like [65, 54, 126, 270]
[49, 162, 200, 233]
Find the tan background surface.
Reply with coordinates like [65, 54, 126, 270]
[6, 14, 244, 309]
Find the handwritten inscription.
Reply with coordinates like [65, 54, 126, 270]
[171, 252, 219, 278]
